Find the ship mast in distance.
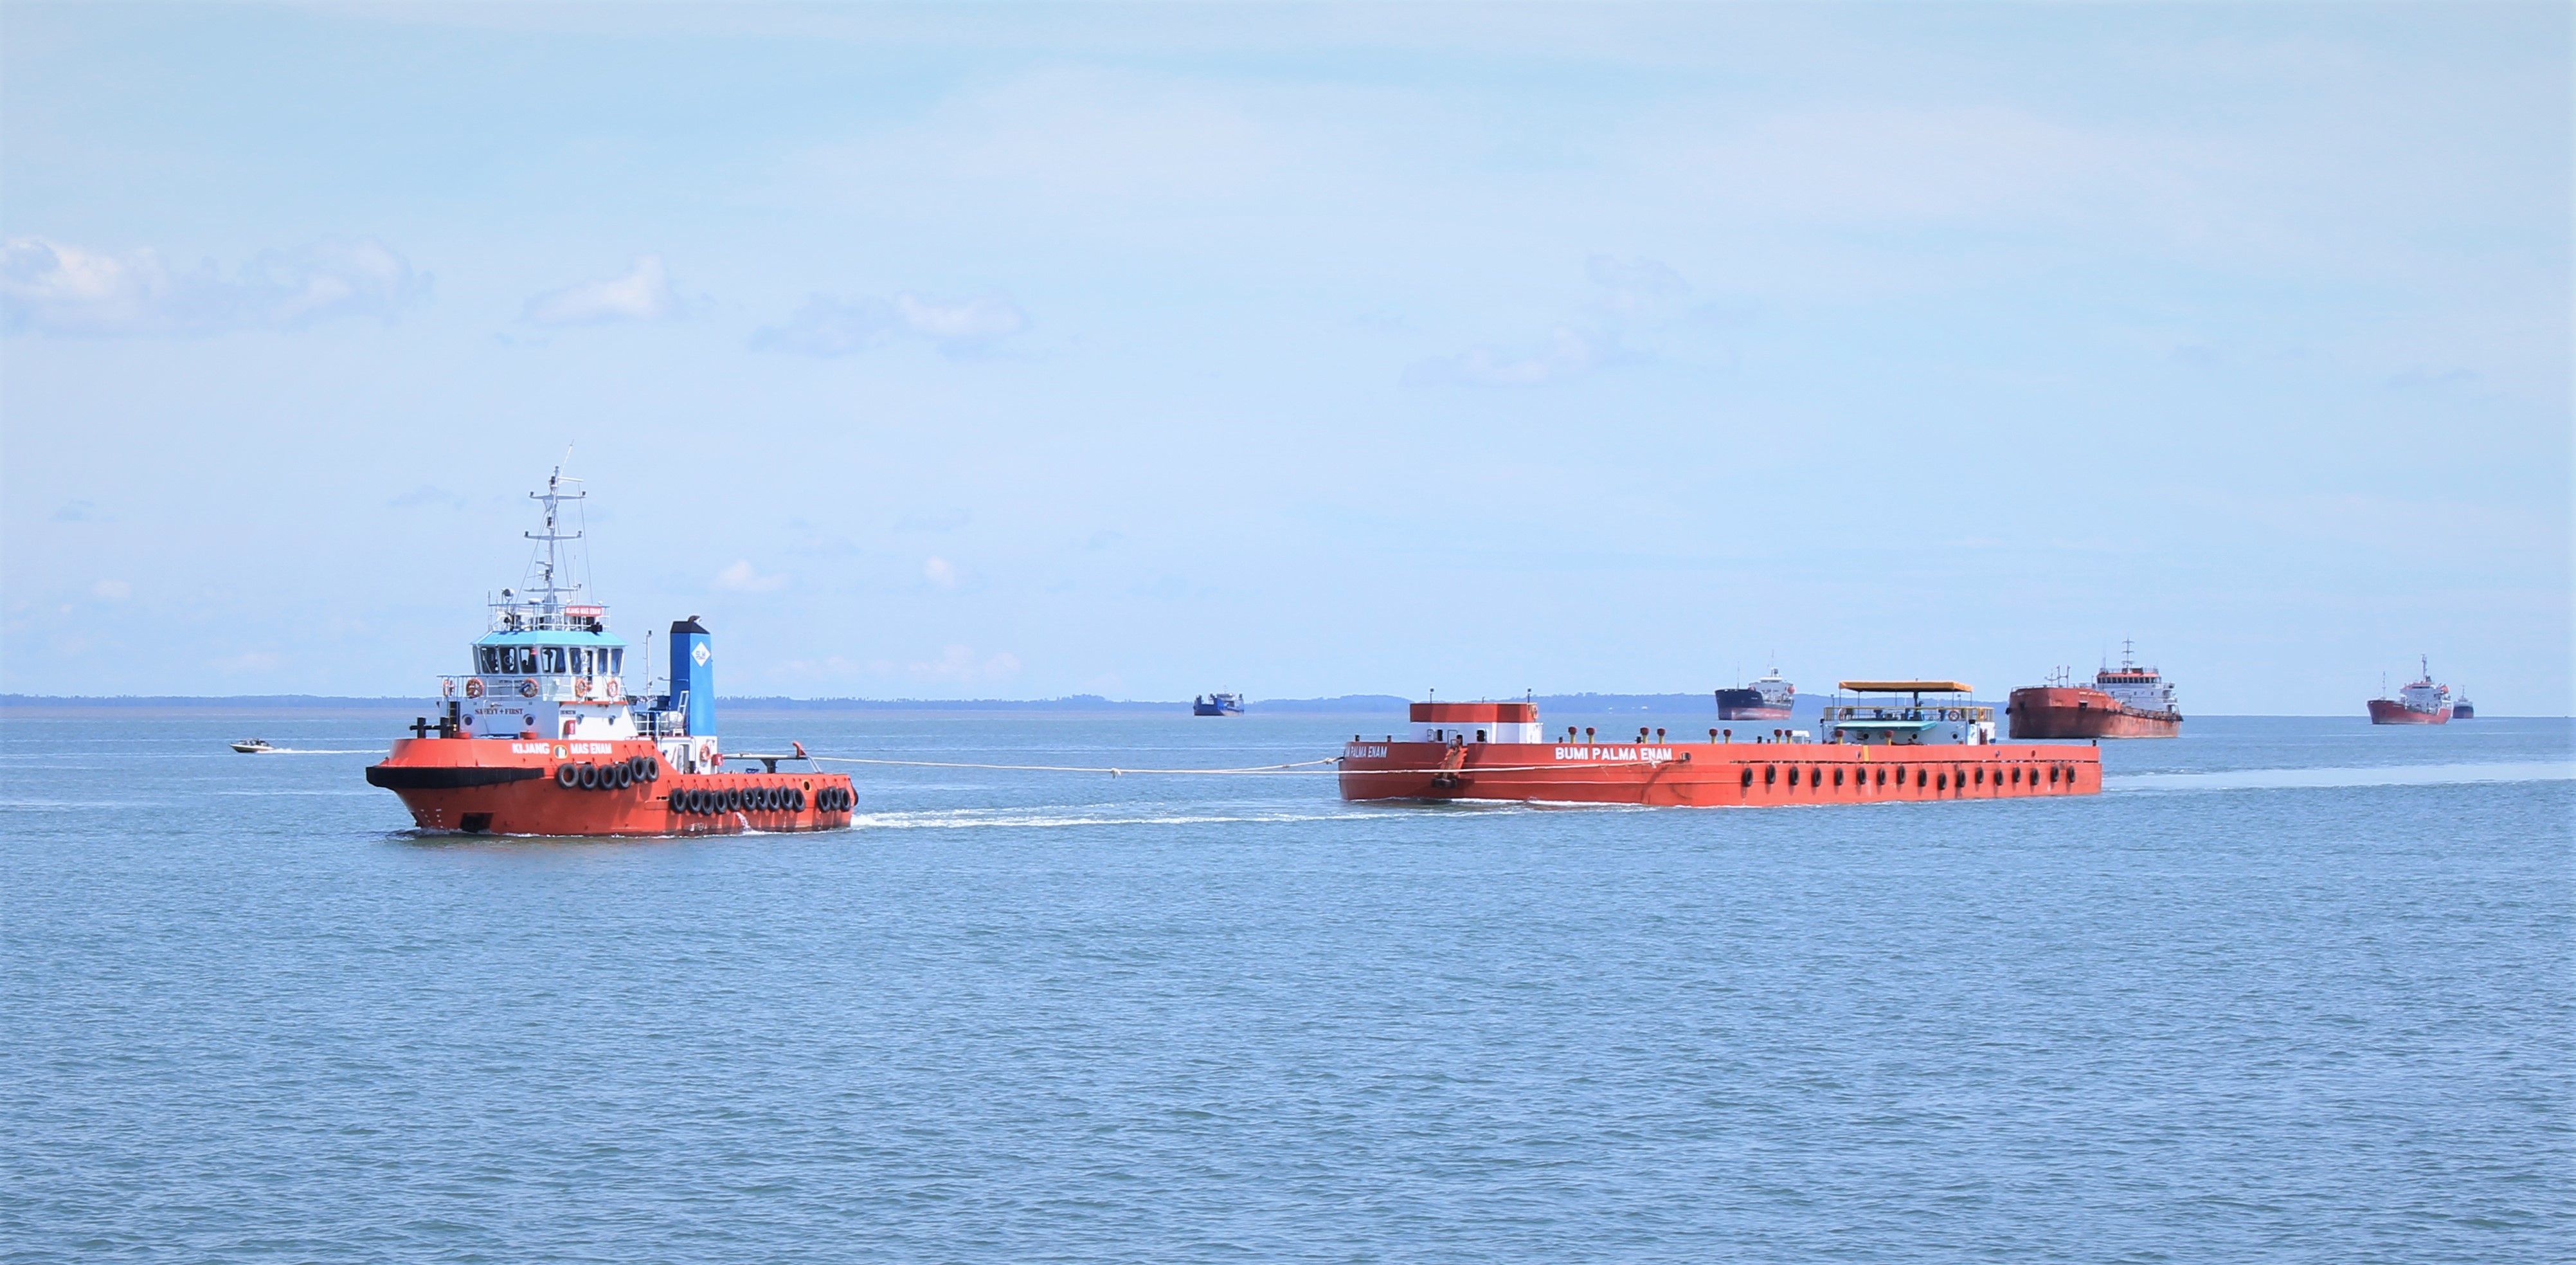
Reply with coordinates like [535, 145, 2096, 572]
[525, 465, 587, 614]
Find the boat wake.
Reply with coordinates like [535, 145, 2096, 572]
[2108, 761, 2572, 794]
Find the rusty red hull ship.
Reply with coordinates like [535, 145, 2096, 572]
[2367, 655, 2453, 724]
[1341, 694, 2100, 807]
[2008, 648, 2182, 740]
[364, 468, 851, 837]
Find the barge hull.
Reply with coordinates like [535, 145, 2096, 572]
[1338, 740, 2100, 806]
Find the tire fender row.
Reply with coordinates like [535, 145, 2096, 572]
[555, 756, 661, 791]
[664, 781, 857, 816]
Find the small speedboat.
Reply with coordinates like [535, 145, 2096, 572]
[230, 738, 278, 754]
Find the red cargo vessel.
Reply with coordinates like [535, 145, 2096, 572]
[2007, 644, 2183, 740]
[1340, 684, 2100, 807]
[364, 469, 853, 837]
[2367, 656, 2453, 725]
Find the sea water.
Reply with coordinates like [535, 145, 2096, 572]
[3, 711, 2569, 1262]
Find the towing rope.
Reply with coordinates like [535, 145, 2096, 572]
[809, 755, 1674, 777]
[810, 755, 1346, 776]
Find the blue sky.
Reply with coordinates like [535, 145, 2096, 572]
[3, 2, 2568, 713]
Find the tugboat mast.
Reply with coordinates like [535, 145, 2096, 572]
[523, 466, 586, 615]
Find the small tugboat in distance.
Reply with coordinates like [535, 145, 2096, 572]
[1339, 682, 2098, 806]
[1715, 665, 1795, 721]
[1193, 693, 1245, 716]
[2368, 656, 2453, 725]
[2451, 694, 2476, 720]
[2006, 642, 2183, 739]
[230, 738, 277, 754]
[361, 468, 854, 836]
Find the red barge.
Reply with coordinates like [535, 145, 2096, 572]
[365, 469, 853, 837]
[2007, 644, 2183, 740]
[1340, 684, 2100, 807]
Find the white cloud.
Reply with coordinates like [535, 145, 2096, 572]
[1405, 327, 1602, 387]
[922, 556, 959, 588]
[908, 644, 1022, 685]
[753, 291, 1029, 358]
[1586, 254, 1690, 320]
[1, 237, 427, 336]
[90, 579, 130, 601]
[714, 560, 786, 592]
[522, 255, 683, 325]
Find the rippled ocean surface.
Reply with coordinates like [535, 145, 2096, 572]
[5, 709, 2570, 1262]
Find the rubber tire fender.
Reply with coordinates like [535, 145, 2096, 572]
[577, 762, 598, 790]
[557, 763, 581, 788]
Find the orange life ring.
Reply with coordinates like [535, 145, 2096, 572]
[602, 678, 622, 700]
[440, 678, 456, 699]
[519, 678, 538, 698]
[575, 677, 593, 700]
[464, 678, 485, 699]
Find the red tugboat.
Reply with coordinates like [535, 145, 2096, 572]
[2006, 642, 2183, 740]
[1339, 684, 2099, 806]
[2367, 656, 2453, 725]
[364, 469, 854, 836]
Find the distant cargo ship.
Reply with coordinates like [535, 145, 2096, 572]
[2451, 695, 2476, 720]
[2367, 656, 2452, 725]
[2006, 643, 2183, 739]
[1715, 666, 1795, 721]
[1339, 683, 2100, 807]
[1193, 693, 1245, 716]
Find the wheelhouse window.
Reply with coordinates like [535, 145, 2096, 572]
[542, 646, 565, 673]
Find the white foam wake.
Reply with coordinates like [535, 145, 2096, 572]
[2107, 761, 2573, 793]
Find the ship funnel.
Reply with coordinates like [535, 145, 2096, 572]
[671, 615, 714, 736]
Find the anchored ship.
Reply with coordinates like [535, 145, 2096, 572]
[1338, 682, 2100, 806]
[1193, 693, 1245, 716]
[1715, 666, 1795, 721]
[2367, 656, 2452, 725]
[2006, 642, 2183, 739]
[2452, 695, 2476, 720]
[363, 469, 854, 836]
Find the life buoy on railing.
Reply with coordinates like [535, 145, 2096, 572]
[465, 678, 485, 700]
[440, 678, 456, 699]
[575, 677, 593, 700]
[519, 679, 538, 698]
[603, 678, 622, 701]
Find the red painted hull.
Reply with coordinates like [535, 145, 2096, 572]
[2366, 699, 2451, 725]
[2007, 687, 2181, 739]
[367, 738, 854, 837]
[1338, 740, 2100, 806]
